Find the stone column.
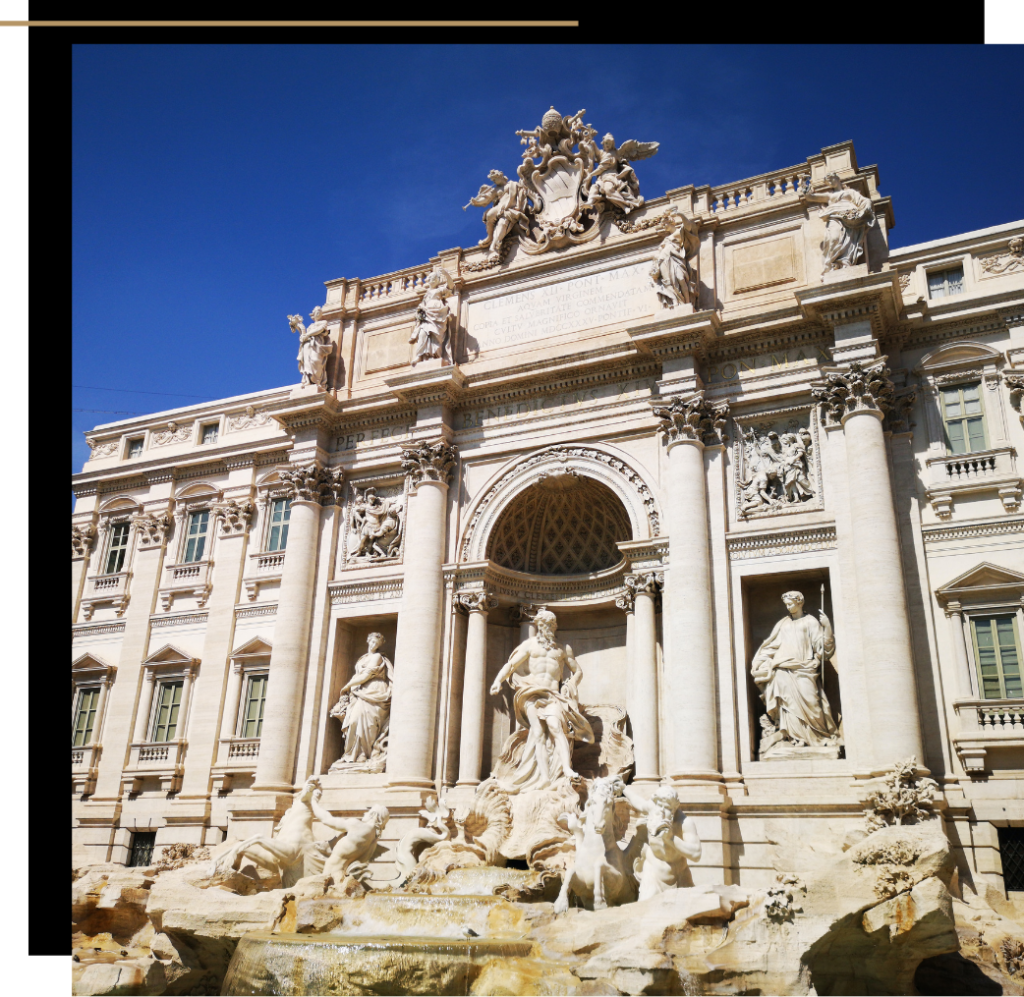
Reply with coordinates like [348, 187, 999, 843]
[387, 440, 458, 790]
[134, 671, 156, 743]
[814, 361, 924, 769]
[456, 591, 497, 787]
[220, 661, 245, 740]
[945, 603, 976, 698]
[616, 590, 635, 726]
[653, 392, 728, 782]
[72, 522, 97, 619]
[626, 572, 663, 783]
[253, 464, 340, 793]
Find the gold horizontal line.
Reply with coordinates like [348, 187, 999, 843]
[0, 20, 579, 26]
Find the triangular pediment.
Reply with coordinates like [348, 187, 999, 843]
[142, 643, 197, 666]
[230, 636, 273, 657]
[72, 652, 112, 673]
[936, 562, 1024, 602]
[916, 341, 1004, 374]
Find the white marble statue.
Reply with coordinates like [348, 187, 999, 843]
[464, 169, 532, 262]
[409, 266, 457, 365]
[751, 591, 840, 752]
[321, 803, 390, 883]
[801, 173, 876, 274]
[553, 775, 636, 912]
[649, 212, 699, 308]
[583, 133, 659, 216]
[622, 785, 702, 900]
[207, 777, 349, 888]
[489, 609, 595, 792]
[288, 306, 332, 387]
[330, 633, 393, 766]
[350, 486, 403, 559]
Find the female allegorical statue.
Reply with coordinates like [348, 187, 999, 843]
[751, 590, 840, 751]
[801, 172, 876, 274]
[330, 632, 393, 765]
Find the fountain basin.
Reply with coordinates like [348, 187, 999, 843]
[222, 931, 536, 996]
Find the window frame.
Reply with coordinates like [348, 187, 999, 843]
[128, 831, 156, 868]
[200, 422, 220, 445]
[71, 654, 115, 753]
[150, 679, 184, 742]
[103, 519, 132, 575]
[182, 509, 211, 564]
[970, 612, 1024, 701]
[239, 672, 269, 738]
[73, 686, 101, 747]
[926, 265, 965, 300]
[265, 496, 291, 552]
[940, 380, 988, 455]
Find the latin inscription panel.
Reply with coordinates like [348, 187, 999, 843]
[466, 262, 654, 352]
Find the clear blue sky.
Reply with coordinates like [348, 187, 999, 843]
[72, 44, 1024, 473]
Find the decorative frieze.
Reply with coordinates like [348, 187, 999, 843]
[652, 390, 729, 447]
[87, 440, 119, 460]
[977, 236, 1024, 278]
[235, 604, 278, 620]
[727, 526, 837, 560]
[225, 406, 273, 433]
[131, 511, 173, 549]
[328, 576, 404, 606]
[72, 523, 97, 559]
[72, 620, 126, 638]
[151, 422, 193, 447]
[922, 517, 1024, 545]
[811, 360, 896, 425]
[400, 439, 458, 488]
[150, 612, 209, 629]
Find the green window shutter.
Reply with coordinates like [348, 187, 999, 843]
[184, 511, 209, 563]
[73, 687, 100, 747]
[105, 522, 130, 574]
[972, 616, 1024, 700]
[997, 617, 1022, 698]
[946, 420, 966, 454]
[243, 675, 267, 738]
[152, 681, 183, 741]
[267, 499, 291, 552]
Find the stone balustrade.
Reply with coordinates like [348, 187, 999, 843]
[159, 559, 215, 611]
[358, 265, 434, 305]
[227, 738, 261, 760]
[925, 446, 1022, 517]
[952, 697, 1024, 773]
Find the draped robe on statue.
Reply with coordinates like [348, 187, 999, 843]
[338, 652, 393, 763]
[751, 614, 838, 745]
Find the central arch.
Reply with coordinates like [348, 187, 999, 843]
[460, 444, 660, 565]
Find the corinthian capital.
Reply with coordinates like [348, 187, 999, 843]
[812, 360, 895, 426]
[131, 511, 173, 549]
[72, 523, 97, 559]
[278, 463, 344, 505]
[652, 390, 729, 448]
[211, 498, 255, 536]
[400, 439, 458, 488]
[457, 590, 498, 614]
[626, 571, 663, 596]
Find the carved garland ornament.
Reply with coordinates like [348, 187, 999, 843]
[278, 463, 345, 505]
[151, 422, 193, 447]
[131, 511, 173, 549]
[811, 360, 896, 426]
[978, 236, 1024, 277]
[652, 390, 730, 447]
[400, 440, 458, 488]
[459, 445, 661, 562]
[211, 498, 255, 536]
[72, 523, 97, 559]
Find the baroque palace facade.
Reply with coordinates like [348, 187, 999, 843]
[72, 110, 1024, 897]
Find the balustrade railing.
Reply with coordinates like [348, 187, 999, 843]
[706, 170, 810, 215]
[227, 738, 261, 760]
[359, 266, 433, 304]
[139, 744, 170, 762]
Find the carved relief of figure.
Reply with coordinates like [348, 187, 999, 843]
[751, 591, 840, 754]
[289, 306, 332, 387]
[622, 784, 702, 900]
[350, 486, 403, 559]
[649, 212, 699, 309]
[489, 609, 595, 792]
[321, 803, 390, 883]
[801, 173, 876, 274]
[738, 426, 815, 516]
[410, 266, 458, 365]
[464, 169, 532, 262]
[584, 133, 659, 216]
[330, 633, 393, 766]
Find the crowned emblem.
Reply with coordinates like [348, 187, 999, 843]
[464, 106, 659, 264]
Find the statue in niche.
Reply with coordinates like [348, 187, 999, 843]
[751, 591, 841, 756]
[649, 211, 699, 309]
[583, 133, 660, 216]
[464, 169, 532, 262]
[738, 426, 815, 516]
[288, 306, 332, 388]
[489, 609, 595, 793]
[350, 486, 404, 559]
[329, 633, 393, 770]
[622, 784, 702, 901]
[410, 266, 458, 365]
[801, 172, 876, 274]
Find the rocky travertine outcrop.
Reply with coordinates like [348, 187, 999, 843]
[72, 825, 970, 996]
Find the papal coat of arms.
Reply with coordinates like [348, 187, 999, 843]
[465, 106, 658, 262]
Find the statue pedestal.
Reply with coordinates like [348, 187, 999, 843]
[762, 741, 842, 761]
[820, 263, 868, 285]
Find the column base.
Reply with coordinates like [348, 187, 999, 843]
[386, 777, 438, 792]
[630, 775, 663, 785]
[250, 782, 297, 796]
[455, 778, 482, 788]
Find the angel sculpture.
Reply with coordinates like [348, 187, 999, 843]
[288, 306, 332, 388]
[350, 486, 403, 559]
[410, 266, 459, 365]
[584, 133, 659, 215]
[463, 169, 531, 262]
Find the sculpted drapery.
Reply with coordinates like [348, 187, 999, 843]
[803, 173, 876, 273]
[331, 633, 393, 764]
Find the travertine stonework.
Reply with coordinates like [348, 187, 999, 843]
[72, 112, 1024, 993]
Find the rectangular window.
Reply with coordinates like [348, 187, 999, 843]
[241, 674, 268, 738]
[927, 266, 964, 299]
[201, 423, 219, 444]
[151, 681, 183, 742]
[73, 687, 101, 747]
[941, 382, 987, 455]
[127, 438, 144, 458]
[103, 522, 131, 574]
[129, 831, 156, 868]
[971, 614, 1022, 700]
[183, 510, 209, 563]
[999, 826, 1024, 893]
[266, 498, 291, 552]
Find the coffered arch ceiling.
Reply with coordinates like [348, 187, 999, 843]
[487, 471, 633, 575]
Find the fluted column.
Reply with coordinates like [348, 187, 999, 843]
[625, 572, 662, 782]
[653, 391, 728, 781]
[814, 361, 924, 770]
[456, 591, 497, 786]
[387, 440, 458, 789]
[253, 463, 340, 792]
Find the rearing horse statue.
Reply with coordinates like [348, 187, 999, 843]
[553, 775, 637, 912]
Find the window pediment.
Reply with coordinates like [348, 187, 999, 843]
[916, 341, 1005, 376]
[142, 643, 199, 669]
[936, 561, 1024, 604]
[72, 652, 114, 677]
[230, 636, 272, 658]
